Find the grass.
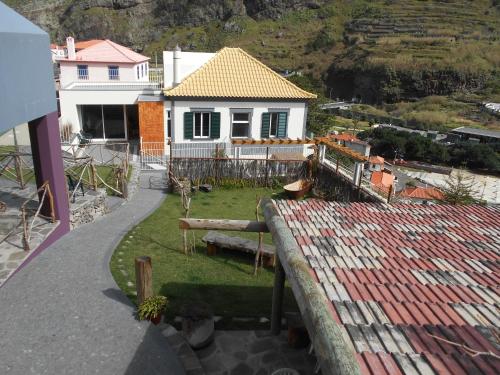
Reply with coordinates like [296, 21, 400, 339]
[110, 187, 299, 329]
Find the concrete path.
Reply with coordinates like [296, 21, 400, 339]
[0, 174, 185, 375]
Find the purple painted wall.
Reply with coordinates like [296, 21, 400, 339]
[26, 111, 70, 254]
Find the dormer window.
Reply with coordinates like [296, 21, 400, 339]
[77, 65, 88, 80]
[108, 66, 119, 80]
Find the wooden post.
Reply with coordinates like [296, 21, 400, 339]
[21, 206, 29, 251]
[45, 183, 56, 223]
[387, 184, 393, 204]
[207, 242, 217, 256]
[14, 154, 25, 189]
[264, 147, 270, 187]
[271, 256, 285, 335]
[135, 256, 153, 305]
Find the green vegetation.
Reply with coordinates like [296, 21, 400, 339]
[137, 295, 168, 321]
[110, 188, 297, 328]
[440, 171, 483, 205]
[359, 128, 500, 172]
[336, 96, 499, 132]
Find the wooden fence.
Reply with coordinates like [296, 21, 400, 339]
[170, 157, 308, 188]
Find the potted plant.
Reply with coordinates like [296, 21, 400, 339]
[137, 295, 168, 325]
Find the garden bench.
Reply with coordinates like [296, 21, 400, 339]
[202, 231, 275, 266]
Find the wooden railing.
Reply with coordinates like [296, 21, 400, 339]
[20, 181, 56, 251]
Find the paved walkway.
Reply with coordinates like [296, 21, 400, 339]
[0, 174, 184, 375]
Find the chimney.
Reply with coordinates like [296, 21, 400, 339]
[66, 36, 76, 60]
[173, 45, 181, 86]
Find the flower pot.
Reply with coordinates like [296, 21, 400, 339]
[150, 313, 162, 325]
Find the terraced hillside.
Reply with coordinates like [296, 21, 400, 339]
[330, 0, 500, 103]
[5, 0, 500, 130]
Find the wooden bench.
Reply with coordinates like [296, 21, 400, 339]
[202, 231, 276, 266]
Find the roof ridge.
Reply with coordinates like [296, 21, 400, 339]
[164, 46, 316, 99]
[103, 39, 134, 63]
[230, 47, 316, 98]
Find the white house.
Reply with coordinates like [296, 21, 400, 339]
[58, 37, 160, 141]
[137, 47, 316, 154]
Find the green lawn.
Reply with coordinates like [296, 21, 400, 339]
[110, 187, 298, 328]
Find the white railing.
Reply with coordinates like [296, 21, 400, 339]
[63, 81, 161, 90]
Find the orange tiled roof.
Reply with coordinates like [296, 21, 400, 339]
[164, 47, 317, 99]
[369, 155, 385, 164]
[74, 39, 103, 50]
[370, 171, 394, 188]
[399, 186, 444, 200]
[331, 133, 359, 142]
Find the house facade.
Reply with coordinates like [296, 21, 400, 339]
[58, 37, 159, 142]
[138, 47, 316, 151]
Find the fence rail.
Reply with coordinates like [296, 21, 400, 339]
[140, 140, 312, 170]
[170, 158, 307, 187]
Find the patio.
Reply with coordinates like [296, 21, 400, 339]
[0, 180, 59, 286]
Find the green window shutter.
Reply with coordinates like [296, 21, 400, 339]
[277, 112, 288, 138]
[261, 112, 270, 138]
[184, 112, 193, 139]
[210, 112, 221, 139]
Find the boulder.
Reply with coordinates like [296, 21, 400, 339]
[180, 302, 215, 349]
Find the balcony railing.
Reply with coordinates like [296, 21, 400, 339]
[62, 81, 162, 90]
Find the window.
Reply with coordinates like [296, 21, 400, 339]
[269, 112, 279, 137]
[136, 66, 140, 79]
[77, 65, 88, 80]
[167, 110, 171, 138]
[261, 111, 287, 138]
[108, 66, 119, 80]
[194, 112, 211, 138]
[141, 64, 144, 77]
[231, 112, 250, 138]
[145, 63, 148, 76]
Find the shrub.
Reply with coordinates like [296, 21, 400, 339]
[137, 295, 168, 320]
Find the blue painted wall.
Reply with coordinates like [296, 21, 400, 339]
[0, 2, 56, 132]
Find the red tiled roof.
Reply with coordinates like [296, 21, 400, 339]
[371, 171, 394, 188]
[399, 186, 445, 201]
[74, 39, 103, 50]
[369, 155, 385, 164]
[274, 199, 500, 374]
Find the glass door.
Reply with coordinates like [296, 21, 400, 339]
[80, 105, 127, 140]
[103, 105, 126, 139]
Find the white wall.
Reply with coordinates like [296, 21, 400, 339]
[163, 51, 215, 89]
[59, 89, 143, 133]
[167, 100, 307, 143]
[59, 61, 148, 88]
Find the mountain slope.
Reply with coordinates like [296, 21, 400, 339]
[4, 0, 500, 104]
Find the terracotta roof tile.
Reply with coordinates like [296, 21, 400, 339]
[273, 199, 500, 374]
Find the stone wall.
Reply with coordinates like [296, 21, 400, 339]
[69, 189, 108, 229]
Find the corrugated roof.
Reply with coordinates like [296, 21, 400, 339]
[399, 186, 444, 201]
[65, 39, 149, 63]
[451, 127, 500, 139]
[164, 47, 317, 99]
[274, 199, 500, 375]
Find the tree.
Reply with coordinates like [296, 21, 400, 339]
[440, 170, 480, 205]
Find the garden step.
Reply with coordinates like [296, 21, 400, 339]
[160, 323, 206, 375]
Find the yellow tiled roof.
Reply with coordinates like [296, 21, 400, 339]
[164, 47, 317, 99]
